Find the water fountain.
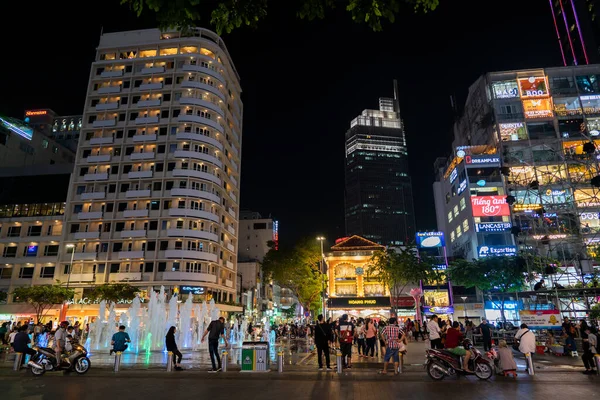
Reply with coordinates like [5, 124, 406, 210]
[178, 294, 193, 348]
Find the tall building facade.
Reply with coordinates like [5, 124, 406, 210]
[434, 65, 600, 283]
[344, 81, 415, 246]
[238, 211, 278, 261]
[58, 28, 243, 307]
[549, 0, 600, 66]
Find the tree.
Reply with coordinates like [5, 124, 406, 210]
[283, 303, 297, 320]
[369, 246, 440, 311]
[261, 238, 323, 316]
[12, 285, 75, 324]
[120, 0, 440, 34]
[90, 283, 138, 304]
[447, 255, 545, 323]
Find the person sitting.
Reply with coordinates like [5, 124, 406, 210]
[110, 325, 131, 356]
[496, 340, 517, 375]
[12, 325, 36, 365]
[534, 279, 546, 291]
[444, 321, 473, 373]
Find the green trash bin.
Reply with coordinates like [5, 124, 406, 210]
[241, 341, 270, 372]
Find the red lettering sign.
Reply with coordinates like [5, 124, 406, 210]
[471, 196, 510, 217]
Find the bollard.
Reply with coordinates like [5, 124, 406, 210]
[277, 351, 284, 373]
[166, 351, 173, 372]
[595, 354, 600, 375]
[13, 352, 23, 371]
[114, 352, 122, 372]
[398, 353, 403, 374]
[336, 350, 343, 374]
[525, 352, 535, 376]
[222, 351, 228, 372]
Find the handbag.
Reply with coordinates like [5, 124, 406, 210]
[513, 329, 529, 351]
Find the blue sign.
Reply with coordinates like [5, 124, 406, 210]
[179, 286, 205, 295]
[449, 168, 458, 183]
[423, 306, 454, 315]
[476, 179, 486, 187]
[416, 232, 445, 248]
[478, 245, 517, 257]
[457, 179, 467, 194]
[484, 300, 522, 310]
[475, 222, 512, 233]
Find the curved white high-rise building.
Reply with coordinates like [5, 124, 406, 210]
[60, 28, 242, 307]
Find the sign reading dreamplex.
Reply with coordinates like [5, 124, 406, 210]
[471, 196, 510, 217]
[328, 297, 391, 309]
[465, 155, 500, 165]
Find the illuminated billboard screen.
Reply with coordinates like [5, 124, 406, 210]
[0, 116, 33, 141]
[518, 76, 549, 98]
[478, 245, 517, 257]
[491, 80, 519, 99]
[522, 98, 553, 119]
[471, 196, 510, 217]
[416, 232, 445, 248]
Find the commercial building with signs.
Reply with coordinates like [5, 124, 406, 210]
[325, 236, 394, 320]
[24, 109, 82, 152]
[435, 65, 600, 295]
[344, 81, 416, 246]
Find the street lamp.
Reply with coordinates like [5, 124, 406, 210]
[460, 296, 468, 323]
[66, 244, 75, 289]
[316, 237, 326, 317]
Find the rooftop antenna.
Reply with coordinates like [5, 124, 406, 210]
[392, 79, 400, 114]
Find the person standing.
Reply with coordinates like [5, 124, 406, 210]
[337, 314, 355, 369]
[355, 320, 366, 357]
[53, 321, 69, 367]
[427, 315, 443, 349]
[478, 319, 493, 351]
[581, 324, 597, 374]
[166, 326, 183, 371]
[314, 314, 333, 371]
[364, 318, 377, 358]
[380, 317, 405, 375]
[202, 316, 228, 372]
[110, 325, 131, 355]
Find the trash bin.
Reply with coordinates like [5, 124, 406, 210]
[241, 341, 270, 372]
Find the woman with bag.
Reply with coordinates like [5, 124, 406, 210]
[365, 318, 377, 358]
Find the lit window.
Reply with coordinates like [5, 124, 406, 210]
[453, 205, 459, 217]
[180, 46, 198, 54]
[460, 198, 466, 211]
[450, 231, 455, 242]
[447, 211, 453, 223]
[139, 49, 157, 58]
[159, 48, 178, 56]
[456, 225, 462, 238]
[463, 219, 469, 232]
[200, 48, 215, 59]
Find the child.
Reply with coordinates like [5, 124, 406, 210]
[496, 340, 517, 375]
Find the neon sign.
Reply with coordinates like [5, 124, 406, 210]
[465, 155, 500, 165]
[449, 168, 458, 183]
[0, 116, 33, 141]
[471, 196, 510, 217]
[457, 179, 467, 194]
[478, 245, 517, 257]
[522, 98, 553, 119]
[518, 76, 549, 98]
[475, 222, 512, 232]
[416, 232, 445, 248]
[25, 110, 48, 117]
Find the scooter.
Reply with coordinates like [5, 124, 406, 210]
[28, 341, 91, 376]
[425, 338, 493, 380]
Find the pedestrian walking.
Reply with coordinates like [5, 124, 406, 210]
[380, 318, 406, 375]
[427, 315, 443, 349]
[314, 314, 333, 371]
[166, 326, 183, 371]
[202, 316, 228, 372]
[581, 324, 597, 374]
[338, 314, 355, 369]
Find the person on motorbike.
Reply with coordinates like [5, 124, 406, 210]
[444, 321, 473, 373]
[54, 321, 70, 368]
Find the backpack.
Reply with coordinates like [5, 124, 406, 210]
[339, 324, 354, 344]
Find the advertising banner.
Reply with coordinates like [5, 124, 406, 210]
[423, 306, 454, 315]
[522, 98, 554, 119]
[518, 310, 561, 329]
[328, 296, 391, 309]
[415, 232, 445, 248]
[518, 76, 549, 98]
[471, 196, 510, 217]
[477, 245, 517, 257]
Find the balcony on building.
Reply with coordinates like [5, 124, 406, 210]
[126, 189, 151, 198]
[137, 99, 161, 107]
[177, 114, 223, 133]
[225, 279, 233, 288]
[89, 136, 114, 145]
[119, 230, 147, 238]
[95, 102, 119, 111]
[111, 272, 142, 281]
[141, 66, 165, 74]
[100, 70, 124, 78]
[173, 150, 223, 168]
[229, 191, 237, 203]
[226, 243, 235, 252]
[86, 154, 111, 163]
[164, 249, 218, 262]
[77, 211, 103, 220]
[166, 228, 218, 242]
[227, 225, 235, 236]
[135, 116, 159, 125]
[68, 273, 96, 282]
[175, 132, 223, 150]
[178, 96, 225, 118]
[123, 209, 149, 218]
[73, 252, 98, 261]
[228, 207, 235, 218]
[92, 119, 116, 128]
[180, 80, 226, 102]
[161, 270, 217, 283]
[84, 173, 109, 181]
[172, 169, 222, 185]
[128, 170, 153, 179]
[73, 231, 100, 240]
[98, 86, 121, 94]
[230, 159, 239, 172]
[230, 176, 238, 187]
[226, 260, 234, 269]
[80, 191, 106, 200]
[168, 207, 220, 222]
[132, 134, 157, 143]
[118, 250, 145, 259]
[181, 63, 225, 83]
[139, 82, 163, 91]
[129, 151, 155, 161]
[170, 188, 220, 203]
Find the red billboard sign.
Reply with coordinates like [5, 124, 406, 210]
[391, 297, 415, 307]
[471, 196, 510, 217]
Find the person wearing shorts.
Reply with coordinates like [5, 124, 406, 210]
[380, 317, 405, 375]
[445, 321, 472, 372]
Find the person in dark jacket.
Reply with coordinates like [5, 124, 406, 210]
[478, 319, 493, 351]
[314, 314, 333, 370]
[165, 326, 182, 371]
[13, 325, 36, 364]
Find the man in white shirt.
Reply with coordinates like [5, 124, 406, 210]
[427, 315, 443, 349]
[53, 321, 70, 367]
[515, 323, 536, 354]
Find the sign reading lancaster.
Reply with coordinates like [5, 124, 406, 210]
[471, 196, 511, 217]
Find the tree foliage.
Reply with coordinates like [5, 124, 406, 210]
[90, 283, 138, 304]
[369, 247, 440, 301]
[12, 285, 75, 324]
[261, 238, 323, 315]
[121, 0, 440, 34]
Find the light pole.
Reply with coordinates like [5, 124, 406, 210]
[316, 237, 326, 318]
[66, 244, 75, 289]
[461, 296, 467, 323]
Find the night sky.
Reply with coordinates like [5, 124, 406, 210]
[0, 0, 561, 247]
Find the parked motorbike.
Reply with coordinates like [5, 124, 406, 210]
[28, 341, 91, 376]
[425, 338, 493, 380]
